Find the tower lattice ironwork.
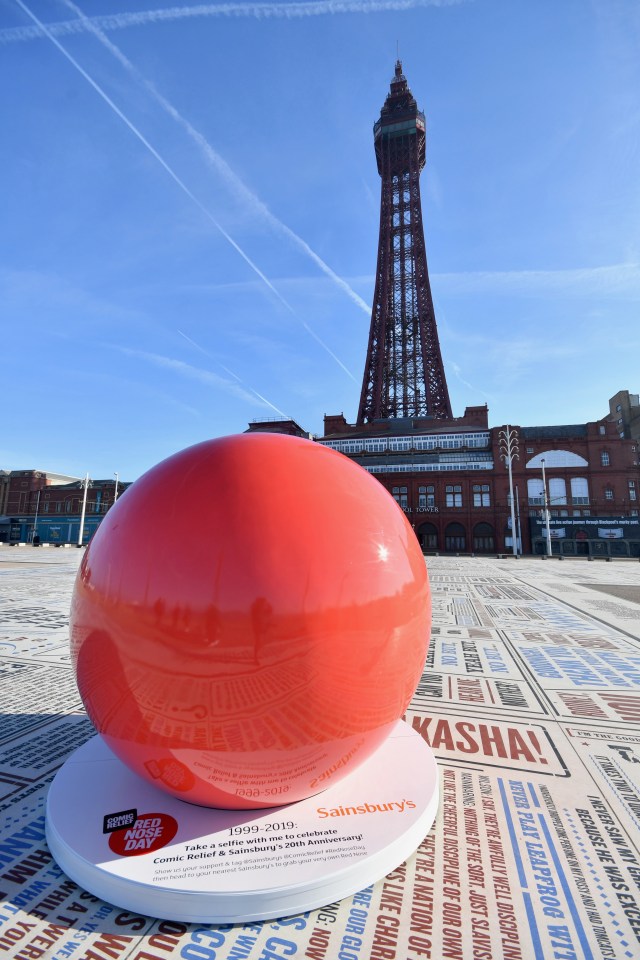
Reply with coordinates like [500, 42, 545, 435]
[357, 61, 452, 424]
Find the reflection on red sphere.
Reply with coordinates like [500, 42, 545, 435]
[71, 434, 431, 809]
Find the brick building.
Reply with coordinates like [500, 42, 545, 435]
[317, 410, 639, 557]
[0, 470, 128, 544]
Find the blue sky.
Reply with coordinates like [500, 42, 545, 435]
[2, 0, 639, 481]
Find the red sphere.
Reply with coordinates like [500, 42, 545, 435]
[71, 434, 431, 809]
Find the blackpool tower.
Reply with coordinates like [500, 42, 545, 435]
[357, 61, 452, 424]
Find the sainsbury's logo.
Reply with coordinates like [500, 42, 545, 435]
[317, 799, 416, 818]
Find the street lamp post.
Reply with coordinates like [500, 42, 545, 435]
[78, 474, 92, 547]
[498, 426, 520, 556]
[541, 458, 552, 557]
[31, 489, 41, 543]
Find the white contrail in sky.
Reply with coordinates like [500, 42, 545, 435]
[177, 329, 290, 416]
[2, 0, 466, 43]
[14, 0, 356, 382]
[116, 344, 283, 410]
[62, 0, 370, 317]
[115, 346, 271, 406]
[12, 1, 281, 301]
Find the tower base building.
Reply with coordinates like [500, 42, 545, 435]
[318, 410, 639, 558]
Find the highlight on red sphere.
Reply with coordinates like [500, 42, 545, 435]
[71, 433, 431, 808]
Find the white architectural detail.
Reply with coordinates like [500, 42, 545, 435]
[526, 450, 588, 469]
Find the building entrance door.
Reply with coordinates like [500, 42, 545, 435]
[417, 522, 438, 552]
[444, 522, 466, 553]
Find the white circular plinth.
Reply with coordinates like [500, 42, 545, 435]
[46, 720, 438, 923]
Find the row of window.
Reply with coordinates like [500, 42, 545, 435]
[392, 484, 491, 510]
[527, 477, 636, 504]
[527, 477, 590, 502]
[40, 500, 109, 514]
[323, 433, 490, 455]
[393, 478, 638, 513]
[327, 439, 631, 469]
[417, 522, 495, 552]
[368, 462, 493, 473]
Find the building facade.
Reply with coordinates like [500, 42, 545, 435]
[0, 470, 127, 544]
[319, 414, 639, 556]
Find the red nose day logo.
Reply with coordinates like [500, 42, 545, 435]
[108, 812, 178, 856]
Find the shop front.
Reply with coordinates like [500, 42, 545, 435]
[530, 517, 640, 558]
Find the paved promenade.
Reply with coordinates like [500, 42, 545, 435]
[1, 546, 640, 959]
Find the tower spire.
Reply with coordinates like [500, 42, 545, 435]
[357, 63, 452, 424]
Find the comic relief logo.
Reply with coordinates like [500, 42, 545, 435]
[103, 808, 137, 834]
[108, 812, 178, 856]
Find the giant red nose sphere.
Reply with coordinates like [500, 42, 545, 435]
[71, 434, 431, 809]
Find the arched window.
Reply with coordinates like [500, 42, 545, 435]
[445, 522, 466, 552]
[601, 451, 610, 466]
[570, 477, 589, 504]
[548, 478, 566, 505]
[526, 450, 588, 468]
[605, 486, 614, 501]
[417, 522, 438, 551]
[528, 478, 544, 504]
[473, 523, 495, 552]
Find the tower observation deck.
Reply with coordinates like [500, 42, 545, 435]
[357, 61, 452, 424]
